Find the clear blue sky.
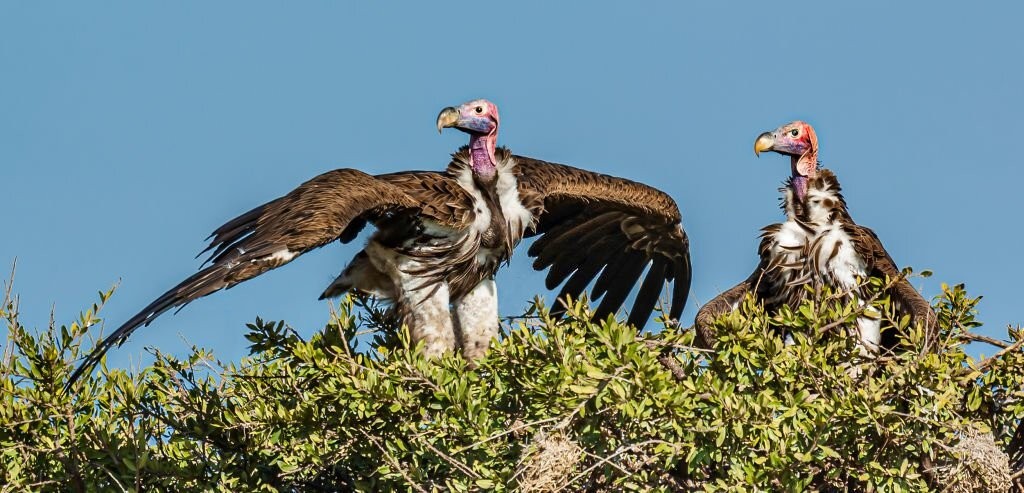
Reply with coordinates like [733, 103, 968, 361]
[2, 2, 1021, 370]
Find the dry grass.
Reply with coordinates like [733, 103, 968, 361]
[936, 426, 1012, 493]
[517, 430, 583, 493]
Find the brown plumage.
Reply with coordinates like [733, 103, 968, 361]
[67, 99, 691, 388]
[697, 122, 936, 352]
[515, 156, 691, 326]
[804, 170, 938, 350]
[71, 168, 463, 385]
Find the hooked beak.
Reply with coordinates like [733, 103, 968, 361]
[754, 131, 774, 156]
[437, 104, 496, 135]
[436, 106, 460, 134]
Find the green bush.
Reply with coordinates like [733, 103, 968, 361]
[1, 274, 1022, 492]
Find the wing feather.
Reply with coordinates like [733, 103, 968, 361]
[550, 244, 622, 318]
[514, 156, 691, 328]
[668, 250, 692, 321]
[542, 214, 626, 287]
[531, 211, 623, 271]
[628, 258, 668, 328]
[527, 211, 590, 259]
[67, 168, 463, 388]
[594, 252, 648, 321]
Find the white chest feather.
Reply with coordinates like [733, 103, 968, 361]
[453, 169, 496, 265]
[773, 221, 810, 251]
[811, 225, 867, 290]
[494, 156, 536, 239]
[452, 159, 535, 266]
[769, 186, 813, 270]
[453, 168, 492, 231]
[767, 220, 812, 270]
[760, 220, 814, 302]
[801, 186, 868, 290]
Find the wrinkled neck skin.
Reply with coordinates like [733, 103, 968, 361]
[790, 151, 818, 202]
[469, 132, 498, 185]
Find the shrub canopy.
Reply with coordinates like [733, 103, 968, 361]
[1, 276, 1022, 492]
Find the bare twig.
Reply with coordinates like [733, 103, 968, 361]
[971, 337, 1024, 374]
[556, 439, 670, 490]
[643, 336, 716, 383]
[358, 429, 429, 493]
[958, 331, 1011, 349]
[1, 260, 18, 379]
[450, 416, 561, 455]
[1, 258, 14, 307]
[419, 440, 481, 480]
[656, 351, 687, 381]
[501, 313, 542, 322]
[816, 276, 899, 336]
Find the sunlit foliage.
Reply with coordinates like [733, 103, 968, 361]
[1, 274, 1021, 491]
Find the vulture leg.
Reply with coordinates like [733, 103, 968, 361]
[400, 280, 456, 357]
[366, 241, 457, 357]
[452, 278, 499, 360]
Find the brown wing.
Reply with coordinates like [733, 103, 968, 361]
[694, 277, 755, 348]
[695, 207, 823, 347]
[694, 217, 819, 349]
[68, 169, 469, 388]
[848, 223, 938, 349]
[513, 156, 691, 328]
[375, 171, 476, 228]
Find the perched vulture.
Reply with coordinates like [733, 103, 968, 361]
[694, 121, 936, 353]
[67, 99, 691, 387]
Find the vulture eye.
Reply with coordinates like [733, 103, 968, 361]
[790, 129, 800, 137]
[475, 106, 484, 114]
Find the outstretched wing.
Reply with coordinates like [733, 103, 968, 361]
[68, 168, 453, 387]
[849, 224, 938, 348]
[513, 156, 691, 328]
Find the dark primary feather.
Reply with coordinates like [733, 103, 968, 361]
[66, 168, 458, 389]
[551, 248, 617, 318]
[513, 156, 691, 328]
[531, 211, 622, 273]
[629, 258, 668, 328]
[594, 251, 647, 321]
[668, 253, 692, 321]
[542, 216, 624, 289]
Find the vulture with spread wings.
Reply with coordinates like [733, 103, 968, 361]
[68, 99, 691, 387]
[695, 121, 936, 353]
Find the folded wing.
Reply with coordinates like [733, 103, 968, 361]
[849, 224, 939, 348]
